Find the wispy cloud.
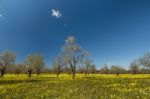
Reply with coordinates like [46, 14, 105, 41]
[51, 9, 62, 18]
[0, 14, 3, 18]
[107, 62, 112, 67]
[64, 24, 68, 27]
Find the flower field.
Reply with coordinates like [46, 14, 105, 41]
[0, 74, 150, 99]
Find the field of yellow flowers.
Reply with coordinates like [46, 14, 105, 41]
[0, 74, 150, 98]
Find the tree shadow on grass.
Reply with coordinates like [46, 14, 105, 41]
[0, 76, 68, 84]
[0, 79, 43, 84]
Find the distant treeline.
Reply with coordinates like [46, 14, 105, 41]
[0, 36, 150, 78]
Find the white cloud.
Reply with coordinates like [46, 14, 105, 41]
[51, 9, 62, 18]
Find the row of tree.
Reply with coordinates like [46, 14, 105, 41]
[96, 53, 150, 75]
[0, 52, 46, 77]
[0, 36, 94, 79]
[0, 36, 150, 78]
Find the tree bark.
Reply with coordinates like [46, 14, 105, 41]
[37, 71, 40, 76]
[85, 66, 88, 77]
[133, 71, 136, 75]
[37, 68, 40, 76]
[56, 69, 60, 77]
[28, 70, 32, 78]
[1, 70, 5, 77]
[72, 71, 75, 79]
[72, 68, 76, 79]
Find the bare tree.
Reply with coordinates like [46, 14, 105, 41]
[129, 60, 140, 75]
[140, 67, 150, 74]
[25, 53, 45, 77]
[139, 52, 150, 71]
[100, 64, 109, 74]
[33, 54, 45, 76]
[62, 36, 86, 79]
[110, 65, 126, 76]
[64, 66, 72, 75]
[89, 64, 96, 74]
[7, 64, 27, 74]
[12, 64, 23, 75]
[52, 54, 65, 77]
[25, 55, 34, 77]
[77, 66, 85, 74]
[0, 51, 16, 77]
[83, 51, 93, 76]
[84, 60, 92, 76]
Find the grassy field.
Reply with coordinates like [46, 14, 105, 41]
[0, 74, 150, 99]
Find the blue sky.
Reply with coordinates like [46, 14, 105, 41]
[0, 0, 150, 68]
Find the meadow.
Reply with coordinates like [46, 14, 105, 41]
[0, 74, 150, 99]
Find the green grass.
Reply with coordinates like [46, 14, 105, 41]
[0, 74, 150, 99]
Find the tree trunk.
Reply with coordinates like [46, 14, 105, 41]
[72, 72, 75, 79]
[37, 71, 40, 76]
[133, 71, 136, 75]
[1, 70, 4, 77]
[37, 68, 40, 76]
[57, 69, 59, 77]
[57, 72, 59, 77]
[117, 73, 119, 76]
[72, 68, 76, 79]
[28, 70, 32, 78]
[85, 66, 88, 77]
[16, 72, 20, 76]
[85, 70, 88, 77]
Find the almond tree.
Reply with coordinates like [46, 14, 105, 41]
[52, 53, 65, 77]
[33, 54, 45, 76]
[83, 51, 92, 76]
[84, 60, 92, 76]
[0, 51, 16, 77]
[25, 55, 35, 77]
[139, 52, 150, 72]
[110, 65, 126, 76]
[129, 60, 140, 75]
[100, 64, 110, 74]
[11, 64, 23, 75]
[62, 36, 86, 79]
[89, 64, 96, 74]
[25, 53, 45, 77]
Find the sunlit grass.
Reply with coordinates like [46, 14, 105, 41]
[0, 74, 150, 98]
